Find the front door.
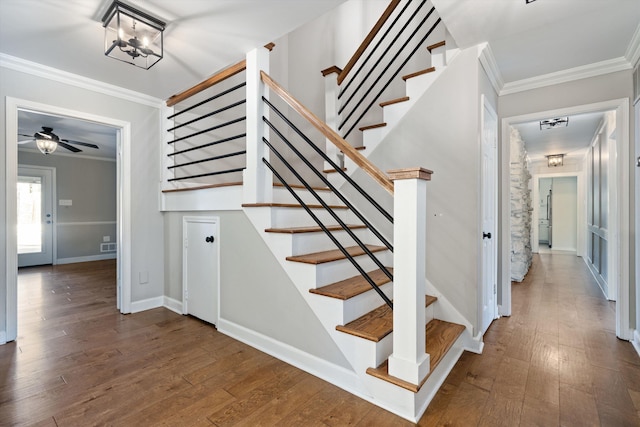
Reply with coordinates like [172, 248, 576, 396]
[480, 97, 498, 334]
[17, 166, 54, 267]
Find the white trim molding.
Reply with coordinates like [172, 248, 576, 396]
[0, 53, 163, 108]
[478, 43, 504, 94]
[632, 330, 640, 358]
[130, 296, 164, 313]
[500, 57, 632, 96]
[625, 23, 640, 68]
[163, 297, 183, 315]
[57, 254, 117, 265]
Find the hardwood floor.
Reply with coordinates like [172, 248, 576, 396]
[1, 254, 639, 426]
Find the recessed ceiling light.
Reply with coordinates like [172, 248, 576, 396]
[540, 117, 569, 130]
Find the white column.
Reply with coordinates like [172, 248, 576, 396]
[244, 46, 272, 204]
[322, 66, 342, 171]
[387, 167, 432, 385]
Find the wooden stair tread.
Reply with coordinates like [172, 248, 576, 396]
[365, 319, 465, 392]
[273, 182, 330, 192]
[427, 40, 446, 52]
[380, 96, 409, 107]
[323, 167, 347, 174]
[310, 268, 394, 300]
[359, 122, 387, 132]
[336, 295, 438, 342]
[242, 202, 348, 210]
[266, 224, 366, 234]
[402, 67, 436, 81]
[286, 245, 386, 265]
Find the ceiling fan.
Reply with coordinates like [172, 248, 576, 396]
[18, 126, 99, 155]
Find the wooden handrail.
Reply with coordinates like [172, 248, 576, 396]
[166, 59, 247, 107]
[337, 0, 401, 85]
[261, 71, 394, 195]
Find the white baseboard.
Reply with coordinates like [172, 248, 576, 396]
[56, 253, 116, 265]
[130, 296, 164, 313]
[0, 330, 6, 345]
[217, 318, 365, 396]
[632, 330, 640, 358]
[163, 296, 183, 315]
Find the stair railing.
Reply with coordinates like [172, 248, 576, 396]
[324, 0, 442, 142]
[163, 58, 250, 190]
[260, 71, 394, 309]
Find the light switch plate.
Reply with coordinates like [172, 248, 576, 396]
[59, 199, 72, 206]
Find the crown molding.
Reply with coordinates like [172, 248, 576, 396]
[625, 22, 640, 68]
[0, 53, 163, 108]
[500, 56, 632, 96]
[478, 42, 504, 94]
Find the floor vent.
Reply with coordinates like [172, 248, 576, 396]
[100, 242, 117, 252]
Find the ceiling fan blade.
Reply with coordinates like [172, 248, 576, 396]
[18, 139, 34, 144]
[19, 133, 34, 138]
[58, 141, 82, 153]
[61, 139, 99, 149]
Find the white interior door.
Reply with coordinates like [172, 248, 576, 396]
[183, 217, 219, 325]
[17, 166, 54, 267]
[480, 97, 498, 334]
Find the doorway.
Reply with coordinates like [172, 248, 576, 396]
[17, 166, 56, 267]
[500, 99, 630, 340]
[5, 97, 133, 343]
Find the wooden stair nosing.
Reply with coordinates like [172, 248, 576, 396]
[310, 268, 394, 300]
[273, 182, 331, 192]
[359, 122, 387, 132]
[323, 167, 347, 174]
[402, 67, 436, 81]
[286, 244, 387, 265]
[365, 319, 465, 393]
[427, 40, 446, 52]
[265, 224, 366, 234]
[242, 202, 348, 210]
[336, 295, 438, 342]
[379, 96, 410, 108]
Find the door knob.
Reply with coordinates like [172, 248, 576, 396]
[483, 232, 492, 239]
[205, 236, 215, 243]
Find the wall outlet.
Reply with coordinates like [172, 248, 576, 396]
[103, 236, 111, 242]
[139, 271, 149, 284]
[59, 199, 72, 206]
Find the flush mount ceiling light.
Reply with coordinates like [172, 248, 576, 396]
[546, 154, 564, 167]
[101, 1, 166, 70]
[540, 117, 569, 130]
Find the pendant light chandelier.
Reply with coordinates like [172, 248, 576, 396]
[101, 1, 166, 70]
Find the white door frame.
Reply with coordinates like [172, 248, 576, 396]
[5, 97, 133, 343]
[182, 216, 220, 324]
[531, 173, 585, 256]
[479, 95, 498, 334]
[500, 98, 631, 340]
[17, 165, 57, 266]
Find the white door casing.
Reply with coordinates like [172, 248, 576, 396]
[17, 166, 56, 267]
[480, 95, 498, 335]
[183, 216, 220, 325]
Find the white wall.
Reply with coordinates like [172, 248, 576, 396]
[551, 176, 578, 251]
[1, 65, 164, 339]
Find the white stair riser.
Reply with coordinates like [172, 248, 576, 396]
[342, 281, 393, 324]
[269, 227, 371, 256]
[312, 251, 393, 287]
[429, 46, 446, 69]
[273, 187, 342, 206]
[405, 70, 440, 98]
[382, 101, 412, 127]
[269, 206, 351, 228]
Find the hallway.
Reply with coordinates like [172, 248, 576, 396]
[423, 253, 640, 426]
[1, 255, 639, 425]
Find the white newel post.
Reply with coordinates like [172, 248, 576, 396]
[244, 46, 272, 204]
[321, 66, 342, 170]
[387, 167, 432, 385]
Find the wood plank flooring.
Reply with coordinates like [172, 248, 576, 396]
[2, 254, 639, 426]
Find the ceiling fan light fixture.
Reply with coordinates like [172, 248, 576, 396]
[36, 137, 58, 155]
[101, 1, 166, 70]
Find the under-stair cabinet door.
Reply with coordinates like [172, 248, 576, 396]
[183, 216, 219, 325]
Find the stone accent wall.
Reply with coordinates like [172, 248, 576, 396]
[510, 128, 532, 282]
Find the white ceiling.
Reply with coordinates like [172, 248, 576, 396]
[2, 0, 639, 160]
[512, 111, 606, 163]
